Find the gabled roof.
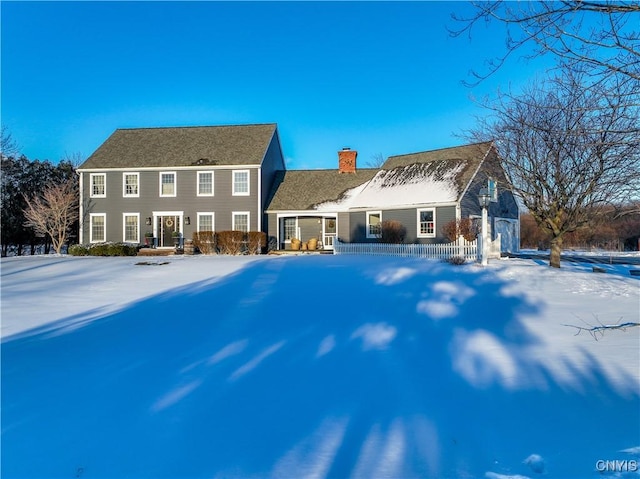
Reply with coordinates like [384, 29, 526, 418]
[267, 141, 495, 212]
[365, 141, 494, 206]
[78, 123, 278, 169]
[349, 161, 467, 209]
[265, 169, 379, 211]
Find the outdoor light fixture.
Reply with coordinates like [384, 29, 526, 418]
[185, 216, 191, 225]
[478, 187, 490, 266]
[478, 187, 491, 208]
[145, 217, 152, 226]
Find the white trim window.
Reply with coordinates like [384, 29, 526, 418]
[123, 172, 139, 197]
[90, 173, 106, 198]
[160, 172, 176, 197]
[123, 213, 140, 243]
[197, 171, 214, 196]
[283, 217, 297, 241]
[417, 208, 436, 238]
[366, 211, 382, 239]
[232, 211, 250, 232]
[90, 213, 106, 243]
[232, 170, 250, 196]
[197, 212, 215, 232]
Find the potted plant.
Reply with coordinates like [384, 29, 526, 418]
[172, 230, 181, 247]
[144, 231, 154, 247]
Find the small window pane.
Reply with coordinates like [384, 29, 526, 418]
[91, 215, 105, 242]
[419, 210, 434, 235]
[124, 174, 138, 196]
[233, 213, 249, 232]
[161, 173, 175, 196]
[368, 212, 381, 237]
[198, 172, 213, 195]
[233, 171, 249, 195]
[198, 214, 213, 232]
[284, 218, 296, 240]
[124, 215, 138, 242]
[92, 175, 105, 196]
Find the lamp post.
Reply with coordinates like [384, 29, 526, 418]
[478, 187, 491, 266]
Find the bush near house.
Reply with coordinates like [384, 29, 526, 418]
[191, 231, 269, 255]
[192, 231, 217, 255]
[247, 231, 267, 255]
[380, 220, 407, 244]
[69, 243, 138, 256]
[442, 218, 478, 242]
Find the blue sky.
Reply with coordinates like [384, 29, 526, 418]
[1, 1, 552, 169]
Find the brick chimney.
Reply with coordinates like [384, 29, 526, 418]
[338, 147, 357, 174]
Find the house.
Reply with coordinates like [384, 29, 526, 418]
[78, 123, 519, 253]
[264, 149, 379, 251]
[77, 124, 285, 247]
[265, 142, 520, 252]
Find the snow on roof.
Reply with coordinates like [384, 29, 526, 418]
[348, 160, 467, 209]
[312, 182, 370, 212]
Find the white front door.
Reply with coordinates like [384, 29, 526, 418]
[323, 217, 337, 250]
[154, 212, 183, 248]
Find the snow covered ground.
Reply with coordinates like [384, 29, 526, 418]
[1, 254, 638, 478]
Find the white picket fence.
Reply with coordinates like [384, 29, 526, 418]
[334, 237, 481, 261]
[334, 235, 502, 261]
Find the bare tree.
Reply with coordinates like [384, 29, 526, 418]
[23, 179, 79, 255]
[1, 126, 20, 158]
[365, 152, 386, 168]
[451, 1, 640, 83]
[470, 71, 640, 268]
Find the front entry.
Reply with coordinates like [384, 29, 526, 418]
[323, 217, 337, 250]
[157, 215, 181, 248]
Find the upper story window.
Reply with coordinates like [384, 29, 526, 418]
[366, 211, 382, 239]
[417, 208, 436, 238]
[160, 172, 176, 197]
[90, 173, 106, 198]
[123, 172, 139, 197]
[232, 170, 250, 196]
[197, 171, 214, 196]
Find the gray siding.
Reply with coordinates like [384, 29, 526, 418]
[345, 206, 457, 244]
[298, 217, 323, 243]
[260, 132, 286, 231]
[266, 213, 278, 246]
[460, 149, 519, 242]
[81, 167, 262, 243]
[337, 212, 350, 243]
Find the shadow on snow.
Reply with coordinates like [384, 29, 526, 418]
[2, 255, 638, 478]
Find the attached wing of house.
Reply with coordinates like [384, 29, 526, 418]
[266, 141, 519, 251]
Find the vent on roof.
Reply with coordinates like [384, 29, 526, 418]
[193, 158, 217, 166]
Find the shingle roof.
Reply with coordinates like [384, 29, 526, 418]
[78, 123, 278, 169]
[266, 142, 494, 211]
[265, 169, 379, 211]
[382, 141, 493, 194]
